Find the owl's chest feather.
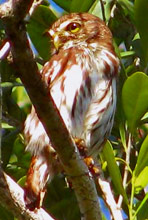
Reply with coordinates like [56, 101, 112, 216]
[49, 47, 117, 153]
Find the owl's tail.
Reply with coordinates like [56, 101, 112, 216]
[24, 153, 50, 211]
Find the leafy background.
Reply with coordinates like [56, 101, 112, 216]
[1, 0, 148, 219]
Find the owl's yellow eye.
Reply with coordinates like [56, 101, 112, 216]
[66, 22, 81, 33]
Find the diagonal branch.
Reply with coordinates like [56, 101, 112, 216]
[0, 1, 102, 220]
[98, 177, 123, 220]
[0, 166, 55, 220]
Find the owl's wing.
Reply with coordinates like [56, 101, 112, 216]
[84, 49, 119, 156]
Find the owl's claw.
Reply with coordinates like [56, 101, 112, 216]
[84, 157, 100, 176]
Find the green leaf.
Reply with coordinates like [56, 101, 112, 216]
[119, 124, 127, 151]
[134, 166, 148, 193]
[89, 0, 113, 22]
[12, 84, 31, 114]
[134, 195, 148, 220]
[134, 135, 148, 177]
[53, 0, 95, 13]
[118, 0, 134, 20]
[122, 72, 148, 131]
[13, 136, 24, 158]
[17, 176, 26, 187]
[70, 0, 95, 12]
[102, 141, 128, 204]
[135, 0, 148, 66]
[52, 0, 72, 12]
[120, 51, 135, 59]
[27, 5, 57, 60]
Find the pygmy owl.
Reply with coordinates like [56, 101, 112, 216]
[24, 12, 119, 210]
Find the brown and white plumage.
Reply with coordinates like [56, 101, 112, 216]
[24, 12, 119, 210]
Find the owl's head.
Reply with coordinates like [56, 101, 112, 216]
[48, 13, 113, 52]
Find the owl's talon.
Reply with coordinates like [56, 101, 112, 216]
[84, 157, 100, 176]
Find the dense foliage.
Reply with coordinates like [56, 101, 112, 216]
[1, 0, 148, 219]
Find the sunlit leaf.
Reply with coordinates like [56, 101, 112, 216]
[120, 51, 135, 58]
[89, 0, 112, 22]
[17, 176, 26, 187]
[134, 166, 148, 193]
[134, 135, 148, 177]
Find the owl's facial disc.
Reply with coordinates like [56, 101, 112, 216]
[49, 20, 82, 51]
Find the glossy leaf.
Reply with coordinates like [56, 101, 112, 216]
[102, 141, 128, 204]
[89, 0, 112, 22]
[122, 72, 148, 131]
[134, 166, 148, 193]
[27, 5, 57, 60]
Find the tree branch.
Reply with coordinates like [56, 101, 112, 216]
[0, 166, 55, 220]
[98, 177, 123, 220]
[0, 1, 102, 219]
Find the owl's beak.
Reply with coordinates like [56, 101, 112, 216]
[49, 29, 61, 51]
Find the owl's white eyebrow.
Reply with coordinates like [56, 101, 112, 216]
[59, 20, 71, 30]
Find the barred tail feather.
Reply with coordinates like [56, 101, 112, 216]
[24, 153, 49, 211]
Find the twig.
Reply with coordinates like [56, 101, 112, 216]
[97, 176, 123, 220]
[29, 0, 44, 16]
[0, 1, 102, 219]
[118, 133, 132, 207]
[100, 0, 106, 22]
[0, 40, 10, 60]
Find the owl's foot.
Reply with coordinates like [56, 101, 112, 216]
[74, 138, 100, 176]
[74, 138, 87, 156]
[84, 157, 100, 176]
